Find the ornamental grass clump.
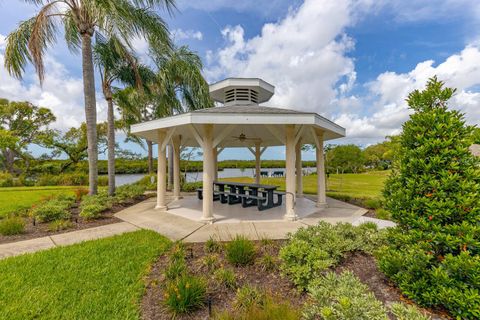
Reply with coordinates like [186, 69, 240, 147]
[379, 77, 480, 319]
[0, 216, 25, 235]
[163, 274, 206, 315]
[225, 235, 256, 266]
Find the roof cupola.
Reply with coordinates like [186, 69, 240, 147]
[209, 78, 275, 106]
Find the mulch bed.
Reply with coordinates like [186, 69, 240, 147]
[0, 195, 149, 244]
[141, 240, 306, 319]
[142, 241, 451, 320]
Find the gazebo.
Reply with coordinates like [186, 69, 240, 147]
[131, 78, 345, 222]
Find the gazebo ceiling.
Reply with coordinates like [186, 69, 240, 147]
[131, 104, 346, 147]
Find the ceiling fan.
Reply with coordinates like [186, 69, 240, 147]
[231, 133, 262, 143]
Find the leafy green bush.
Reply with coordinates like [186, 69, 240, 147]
[31, 196, 74, 222]
[233, 285, 265, 310]
[135, 174, 156, 190]
[0, 216, 25, 235]
[375, 208, 391, 220]
[205, 236, 222, 253]
[225, 235, 256, 266]
[79, 193, 112, 220]
[303, 271, 387, 320]
[390, 302, 431, 320]
[364, 198, 382, 210]
[280, 221, 384, 289]
[164, 274, 206, 315]
[182, 181, 202, 192]
[114, 184, 146, 203]
[379, 78, 480, 319]
[0, 172, 14, 187]
[48, 219, 74, 232]
[214, 268, 237, 289]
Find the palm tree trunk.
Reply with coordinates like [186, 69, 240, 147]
[81, 33, 98, 195]
[106, 96, 116, 196]
[147, 140, 153, 173]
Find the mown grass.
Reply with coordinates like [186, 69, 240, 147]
[0, 186, 78, 218]
[221, 170, 389, 200]
[0, 230, 171, 320]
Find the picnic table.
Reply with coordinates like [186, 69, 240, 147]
[197, 181, 284, 211]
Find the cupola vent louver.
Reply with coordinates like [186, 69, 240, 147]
[224, 88, 259, 105]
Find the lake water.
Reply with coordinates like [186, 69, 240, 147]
[114, 167, 317, 185]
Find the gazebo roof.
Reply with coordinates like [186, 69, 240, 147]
[131, 104, 345, 147]
[131, 77, 346, 148]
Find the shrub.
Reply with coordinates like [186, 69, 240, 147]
[215, 296, 301, 320]
[233, 285, 265, 310]
[379, 78, 480, 319]
[135, 174, 156, 190]
[0, 216, 25, 235]
[48, 219, 74, 232]
[164, 274, 206, 315]
[280, 221, 384, 289]
[31, 197, 73, 222]
[202, 254, 220, 271]
[114, 184, 145, 203]
[390, 303, 431, 320]
[258, 254, 277, 272]
[375, 208, 391, 220]
[225, 235, 256, 266]
[303, 271, 387, 320]
[79, 193, 112, 220]
[364, 198, 382, 210]
[214, 268, 237, 289]
[73, 188, 88, 201]
[0, 172, 14, 187]
[182, 181, 202, 192]
[205, 236, 222, 253]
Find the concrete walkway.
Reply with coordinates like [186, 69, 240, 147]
[0, 194, 395, 260]
[0, 222, 138, 260]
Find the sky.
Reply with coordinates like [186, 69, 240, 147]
[0, 0, 479, 161]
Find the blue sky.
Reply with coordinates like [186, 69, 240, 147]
[0, 0, 479, 161]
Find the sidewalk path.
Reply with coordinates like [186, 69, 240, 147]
[0, 222, 138, 260]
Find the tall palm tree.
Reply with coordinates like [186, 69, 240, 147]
[4, 0, 174, 195]
[116, 45, 212, 175]
[93, 35, 147, 196]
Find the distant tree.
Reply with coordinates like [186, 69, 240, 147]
[40, 123, 107, 173]
[0, 99, 55, 174]
[326, 144, 364, 173]
[363, 136, 400, 170]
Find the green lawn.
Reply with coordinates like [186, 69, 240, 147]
[0, 186, 78, 218]
[0, 230, 170, 320]
[221, 170, 389, 199]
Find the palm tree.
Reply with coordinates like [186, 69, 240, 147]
[93, 35, 148, 196]
[116, 45, 212, 176]
[4, 0, 174, 195]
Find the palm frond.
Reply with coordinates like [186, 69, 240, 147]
[4, 18, 35, 79]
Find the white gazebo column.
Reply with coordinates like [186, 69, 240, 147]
[295, 137, 303, 198]
[316, 131, 327, 207]
[156, 130, 167, 210]
[284, 124, 297, 220]
[172, 135, 181, 201]
[255, 142, 261, 184]
[213, 147, 218, 181]
[202, 124, 215, 222]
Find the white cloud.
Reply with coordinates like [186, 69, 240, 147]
[338, 45, 480, 141]
[205, 0, 366, 115]
[172, 29, 203, 41]
[0, 36, 107, 131]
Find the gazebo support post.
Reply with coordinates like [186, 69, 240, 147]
[315, 131, 327, 208]
[172, 135, 182, 201]
[213, 147, 218, 181]
[295, 137, 303, 198]
[156, 130, 167, 210]
[202, 124, 215, 222]
[255, 142, 261, 184]
[284, 124, 297, 220]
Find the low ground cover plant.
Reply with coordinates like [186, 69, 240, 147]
[0, 216, 25, 235]
[48, 219, 74, 232]
[379, 78, 480, 319]
[31, 194, 75, 222]
[225, 235, 256, 266]
[79, 192, 113, 220]
[280, 221, 384, 289]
